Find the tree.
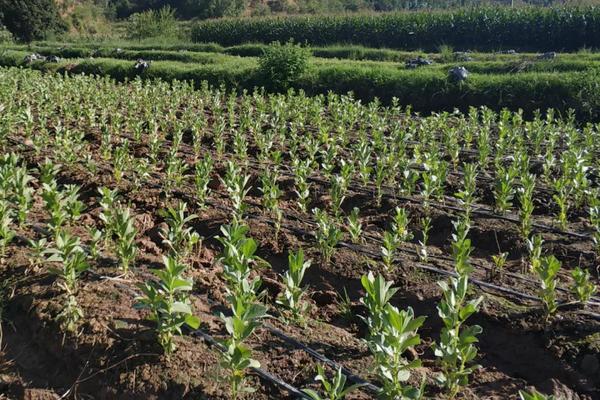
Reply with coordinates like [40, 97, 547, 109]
[126, 5, 177, 40]
[195, 0, 246, 18]
[109, 0, 206, 19]
[0, 0, 67, 42]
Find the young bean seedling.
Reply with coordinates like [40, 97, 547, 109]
[46, 232, 90, 332]
[433, 275, 483, 398]
[313, 208, 343, 265]
[418, 217, 432, 262]
[346, 207, 363, 244]
[136, 256, 200, 354]
[159, 202, 200, 260]
[113, 207, 138, 274]
[533, 255, 561, 319]
[302, 364, 364, 400]
[276, 248, 311, 324]
[519, 390, 556, 400]
[570, 267, 596, 305]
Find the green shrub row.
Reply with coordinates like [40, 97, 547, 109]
[7, 45, 232, 64]
[27, 40, 600, 64]
[431, 60, 598, 74]
[311, 57, 600, 74]
[12, 41, 418, 62]
[0, 50, 254, 86]
[302, 63, 587, 115]
[36, 40, 223, 53]
[2, 49, 599, 121]
[191, 7, 600, 51]
[14, 43, 600, 76]
[30, 40, 420, 61]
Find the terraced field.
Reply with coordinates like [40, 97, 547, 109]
[3, 42, 600, 119]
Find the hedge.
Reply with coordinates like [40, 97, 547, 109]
[14, 44, 600, 76]
[24, 40, 600, 64]
[7, 45, 234, 64]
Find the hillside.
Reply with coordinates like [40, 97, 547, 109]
[55, 0, 113, 36]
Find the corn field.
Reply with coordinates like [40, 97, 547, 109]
[191, 7, 600, 51]
[0, 66, 598, 399]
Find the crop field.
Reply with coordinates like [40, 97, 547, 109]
[189, 7, 600, 52]
[0, 66, 598, 399]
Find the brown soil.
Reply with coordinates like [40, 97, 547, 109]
[1, 107, 599, 400]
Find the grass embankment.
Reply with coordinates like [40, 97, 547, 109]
[22, 40, 600, 64]
[1, 49, 598, 120]
[11, 43, 600, 76]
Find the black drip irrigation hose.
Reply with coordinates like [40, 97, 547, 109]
[305, 173, 593, 241]
[9, 129, 596, 245]
[39, 206, 382, 399]
[251, 215, 600, 321]
[379, 233, 592, 306]
[9, 94, 600, 395]
[189, 329, 313, 400]
[338, 239, 541, 301]
[20, 149, 600, 317]
[228, 193, 600, 309]
[20, 117, 589, 245]
[197, 291, 383, 396]
[351, 228, 600, 307]
[30, 218, 600, 396]
[16, 140, 600, 314]
[263, 323, 382, 395]
[197, 146, 594, 243]
[338, 238, 600, 320]
[201, 180, 600, 318]
[82, 269, 314, 400]
[185, 116, 586, 204]
[250, 191, 600, 305]
[105, 169, 600, 320]
[8, 83, 600, 242]
[24, 210, 600, 400]
[13, 223, 316, 400]
[87, 262, 375, 400]
[156, 124, 565, 205]
[234, 178, 596, 285]
[172, 128, 591, 242]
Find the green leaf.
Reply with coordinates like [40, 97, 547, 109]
[185, 314, 201, 329]
[171, 301, 192, 314]
[301, 389, 322, 400]
[171, 278, 193, 291]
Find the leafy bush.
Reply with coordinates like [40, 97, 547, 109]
[258, 41, 310, 90]
[63, 1, 113, 39]
[126, 6, 178, 41]
[576, 67, 600, 121]
[0, 0, 67, 42]
[198, 0, 246, 18]
[0, 25, 13, 44]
